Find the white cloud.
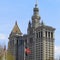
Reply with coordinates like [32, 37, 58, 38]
[0, 34, 7, 40]
[55, 46, 60, 58]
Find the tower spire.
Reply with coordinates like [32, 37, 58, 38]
[35, 0, 38, 7]
[31, 0, 41, 28]
[10, 21, 22, 36]
[15, 20, 17, 25]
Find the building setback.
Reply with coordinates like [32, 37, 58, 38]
[8, 1, 55, 60]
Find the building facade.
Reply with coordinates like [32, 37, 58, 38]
[8, 2, 55, 60]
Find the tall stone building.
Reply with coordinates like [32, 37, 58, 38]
[8, 1, 55, 60]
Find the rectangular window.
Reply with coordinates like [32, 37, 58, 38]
[48, 32, 50, 38]
[45, 31, 47, 38]
[51, 32, 53, 38]
[39, 32, 40, 38]
[29, 38, 33, 43]
[36, 33, 38, 38]
[41, 31, 43, 38]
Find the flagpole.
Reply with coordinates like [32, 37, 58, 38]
[36, 0, 38, 5]
[24, 40, 25, 60]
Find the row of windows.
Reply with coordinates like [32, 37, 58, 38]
[36, 31, 43, 38]
[36, 31, 53, 38]
[46, 31, 53, 38]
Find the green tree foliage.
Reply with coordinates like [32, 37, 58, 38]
[6, 52, 15, 60]
[0, 55, 3, 60]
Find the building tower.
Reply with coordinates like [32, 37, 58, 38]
[27, 1, 55, 60]
[32, 0, 41, 29]
[8, 1, 55, 60]
[8, 21, 24, 60]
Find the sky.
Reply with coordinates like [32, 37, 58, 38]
[0, 0, 60, 59]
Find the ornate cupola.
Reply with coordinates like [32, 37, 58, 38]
[32, 0, 41, 28]
[32, 3, 40, 20]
